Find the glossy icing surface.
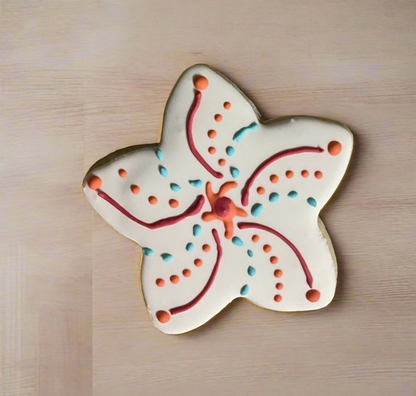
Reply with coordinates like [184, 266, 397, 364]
[83, 64, 353, 335]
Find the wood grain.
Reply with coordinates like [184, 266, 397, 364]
[1, 0, 416, 395]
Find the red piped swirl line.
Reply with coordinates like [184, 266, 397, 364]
[187, 90, 223, 179]
[241, 146, 324, 206]
[97, 190, 205, 229]
[238, 222, 313, 288]
[170, 228, 222, 315]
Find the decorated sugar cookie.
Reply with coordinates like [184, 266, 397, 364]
[83, 64, 353, 335]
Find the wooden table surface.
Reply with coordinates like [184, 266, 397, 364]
[2, 1, 416, 395]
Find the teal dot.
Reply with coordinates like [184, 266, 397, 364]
[170, 183, 181, 192]
[142, 247, 153, 256]
[307, 197, 317, 207]
[226, 146, 235, 156]
[232, 236, 244, 246]
[247, 266, 256, 277]
[247, 249, 253, 257]
[251, 203, 263, 216]
[240, 284, 249, 296]
[155, 149, 163, 161]
[193, 224, 202, 236]
[159, 166, 168, 177]
[269, 192, 280, 202]
[186, 242, 194, 251]
[230, 167, 240, 178]
[189, 179, 202, 187]
[288, 190, 298, 198]
[161, 253, 173, 262]
[233, 123, 259, 142]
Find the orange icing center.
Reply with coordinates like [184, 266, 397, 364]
[202, 181, 247, 239]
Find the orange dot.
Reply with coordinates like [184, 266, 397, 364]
[202, 244, 210, 252]
[252, 235, 259, 242]
[208, 146, 216, 154]
[270, 174, 279, 183]
[156, 310, 170, 323]
[169, 199, 179, 208]
[182, 269, 191, 277]
[301, 170, 309, 178]
[315, 171, 323, 179]
[194, 258, 203, 267]
[276, 282, 284, 290]
[118, 169, 127, 178]
[274, 269, 283, 277]
[263, 244, 271, 253]
[286, 170, 294, 178]
[306, 289, 321, 302]
[274, 295, 282, 302]
[149, 196, 158, 205]
[223, 101, 231, 109]
[155, 278, 165, 287]
[257, 187, 265, 195]
[215, 114, 222, 122]
[193, 75, 208, 90]
[218, 159, 226, 166]
[131, 184, 140, 194]
[207, 129, 217, 139]
[270, 256, 278, 265]
[170, 275, 179, 284]
[328, 141, 342, 156]
[88, 175, 101, 190]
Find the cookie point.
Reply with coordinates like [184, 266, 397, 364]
[193, 75, 208, 90]
[88, 175, 101, 190]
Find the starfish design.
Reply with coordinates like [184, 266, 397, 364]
[83, 64, 353, 334]
[202, 181, 247, 239]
